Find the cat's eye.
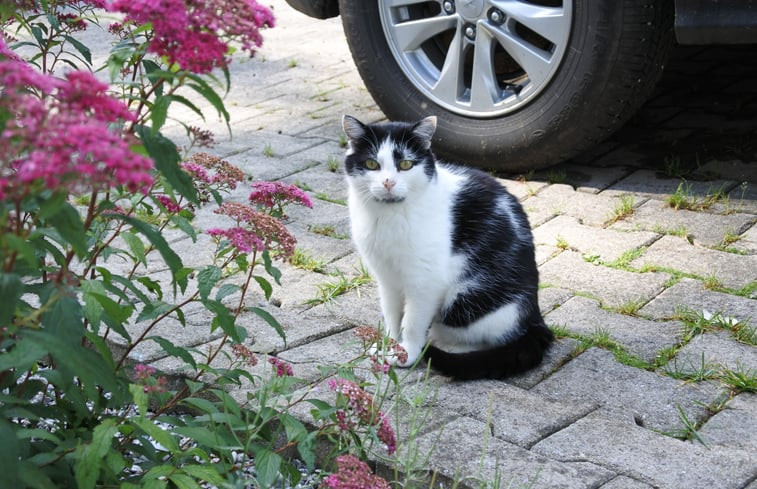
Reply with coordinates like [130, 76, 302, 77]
[398, 160, 414, 171]
[364, 159, 379, 170]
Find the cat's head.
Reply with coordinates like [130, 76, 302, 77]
[341, 115, 437, 204]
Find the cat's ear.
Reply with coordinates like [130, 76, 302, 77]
[342, 115, 367, 141]
[411, 116, 437, 149]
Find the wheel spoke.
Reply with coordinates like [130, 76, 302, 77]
[470, 25, 499, 110]
[490, 0, 568, 46]
[384, 0, 435, 7]
[489, 24, 552, 87]
[393, 15, 458, 52]
[431, 28, 466, 102]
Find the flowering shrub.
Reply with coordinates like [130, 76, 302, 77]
[0, 2, 410, 488]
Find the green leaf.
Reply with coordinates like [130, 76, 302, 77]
[44, 201, 87, 258]
[131, 417, 180, 454]
[197, 265, 221, 301]
[166, 94, 205, 120]
[151, 95, 170, 133]
[0, 272, 22, 325]
[63, 34, 92, 65]
[135, 125, 198, 204]
[129, 384, 149, 418]
[253, 275, 273, 301]
[250, 306, 286, 346]
[0, 419, 20, 487]
[202, 299, 241, 342]
[121, 231, 146, 265]
[185, 75, 230, 129]
[108, 214, 184, 288]
[180, 397, 218, 414]
[262, 250, 281, 285]
[4, 233, 38, 268]
[181, 465, 224, 486]
[169, 472, 202, 489]
[74, 419, 118, 489]
[0, 337, 46, 372]
[149, 336, 196, 369]
[142, 60, 165, 97]
[214, 283, 239, 303]
[255, 448, 282, 488]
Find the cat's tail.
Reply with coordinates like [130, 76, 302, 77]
[423, 320, 554, 380]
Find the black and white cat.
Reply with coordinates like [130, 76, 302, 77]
[341, 115, 553, 380]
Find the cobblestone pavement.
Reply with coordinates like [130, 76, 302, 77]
[135, 2, 756, 487]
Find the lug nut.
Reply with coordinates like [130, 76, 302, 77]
[443, 0, 455, 14]
[464, 24, 476, 39]
[488, 8, 505, 24]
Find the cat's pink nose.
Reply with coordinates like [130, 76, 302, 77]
[383, 179, 395, 190]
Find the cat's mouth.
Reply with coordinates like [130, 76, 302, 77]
[376, 196, 405, 204]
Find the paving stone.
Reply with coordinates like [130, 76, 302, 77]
[405, 378, 596, 449]
[539, 251, 670, 307]
[611, 198, 755, 247]
[393, 416, 615, 489]
[545, 296, 682, 363]
[505, 337, 579, 390]
[631, 235, 757, 289]
[640, 278, 757, 320]
[599, 476, 654, 489]
[521, 184, 629, 227]
[531, 348, 724, 431]
[277, 329, 367, 382]
[496, 177, 547, 201]
[535, 243, 560, 265]
[533, 215, 658, 262]
[554, 164, 633, 194]
[698, 393, 757, 452]
[532, 410, 757, 489]
[538, 287, 574, 314]
[731, 222, 757, 255]
[666, 331, 757, 374]
[608, 169, 737, 201]
[698, 159, 757, 183]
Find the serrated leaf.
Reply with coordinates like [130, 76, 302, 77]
[44, 201, 87, 258]
[0, 272, 22, 325]
[197, 265, 221, 301]
[131, 418, 180, 454]
[255, 448, 282, 488]
[214, 283, 239, 302]
[135, 125, 198, 204]
[121, 232, 146, 265]
[63, 34, 91, 65]
[262, 250, 281, 285]
[202, 299, 240, 342]
[149, 336, 196, 369]
[250, 306, 286, 346]
[151, 95, 170, 133]
[253, 275, 273, 300]
[74, 419, 118, 489]
[181, 465, 224, 486]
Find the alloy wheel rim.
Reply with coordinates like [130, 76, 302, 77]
[379, 0, 573, 118]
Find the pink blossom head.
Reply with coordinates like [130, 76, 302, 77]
[321, 455, 391, 489]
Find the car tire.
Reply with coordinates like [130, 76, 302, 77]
[339, 0, 674, 171]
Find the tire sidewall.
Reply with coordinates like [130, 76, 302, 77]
[339, 0, 635, 168]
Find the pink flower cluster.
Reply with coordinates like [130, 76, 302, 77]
[328, 378, 397, 455]
[320, 455, 391, 489]
[155, 195, 182, 214]
[133, 363, 168, 393]
[231, 343, 258, 367]
[107, 0, 274, 74]
[0, 47, 153, 201]
[249, 181, 313, 218]
[268, 356, 294, 377]
[208, 202, 297, 258]
[181, 152, 246, 194]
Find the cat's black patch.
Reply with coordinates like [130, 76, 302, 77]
[442, 166, 539, 328]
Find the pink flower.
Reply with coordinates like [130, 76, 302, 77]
[320, 455, 391, 489]
[231, 343, 258, 367]
[134, 363, 156, 381]
[207, 227, 265, 254]
[268, 356, 293, 377]
[328, 378, 397, 454]
[107, 0, 274, 74]
[0, 54, 153, 201]
[249, 181, 313, 216]
[213, 203, 297, 259]
[155, 195, 182, 214]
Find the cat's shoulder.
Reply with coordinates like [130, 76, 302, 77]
[436, 162, 508, 196]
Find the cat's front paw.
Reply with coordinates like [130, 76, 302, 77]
[393, 342, 422, 368]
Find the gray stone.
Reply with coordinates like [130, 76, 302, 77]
[538, 287, 574, 314]
[405, 378, 595, 448]
[277, 329, 368, 381]
[631, 235, 757, 289]
[532, 411, 757, 489]
[539, 251, 670, 307]
[533, 215, 658, 262]
[396, 417, 615, 489]
[698, 393, 757, 452]
[505, 337, 579, 390]
[731, 222, 757, 255]
[545, 296, 682, 362]
[639, 278, 757, 320]
[608, 169, 736, 202]
[666, 331, 757, 374]
[496, 177, 547, 201]
[521, 184, 629, 227]
[610, 198, 755, 247]
[599, 476, 654, 489]
[531, 348, 725, 431]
